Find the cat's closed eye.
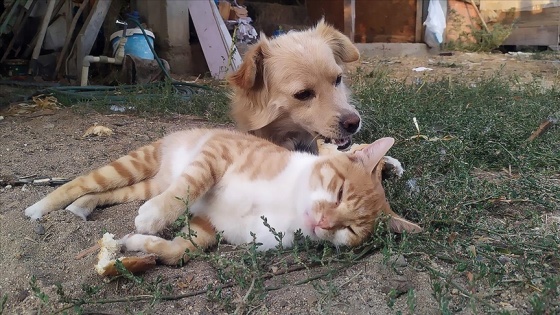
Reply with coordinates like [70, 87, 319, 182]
[336, 186, 344, 205]
[346, 225, 357, 235]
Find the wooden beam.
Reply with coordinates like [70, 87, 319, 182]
[415, 0, 423, 43]
[74, 0, 112, 80]
[187, 0, 242, 79]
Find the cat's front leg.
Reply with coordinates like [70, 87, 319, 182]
[134, 195, 186, 234]
[121, 216, 218, 265]
[135, 163, 218, 234]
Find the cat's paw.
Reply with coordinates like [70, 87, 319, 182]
[119, 233, 158, 252]
[24, 202, 45, 220]
[135, 203, 165, 234]
[65, 196, 96, 221]
[382, 156, 405, 179]
[65, 204, 90, 221]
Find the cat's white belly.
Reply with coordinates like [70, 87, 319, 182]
[190, 155, 317, 250]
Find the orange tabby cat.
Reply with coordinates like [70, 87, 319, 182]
[25, 128, 421, 265]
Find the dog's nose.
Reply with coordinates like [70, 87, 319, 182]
[340, 114, 361, 134]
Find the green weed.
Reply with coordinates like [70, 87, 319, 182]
[17, 68, 560, 314]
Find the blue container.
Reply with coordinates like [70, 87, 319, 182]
[110, 28, 156, 60]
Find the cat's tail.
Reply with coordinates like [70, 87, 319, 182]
[25, 141, 162, 220]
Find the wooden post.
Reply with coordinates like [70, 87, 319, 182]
[415, 0, 424, 43]
[187, 0, 242, 79]
[28, 0, 56, 75]
[53, 0, 89, 79]
[74, 0, 112, 80]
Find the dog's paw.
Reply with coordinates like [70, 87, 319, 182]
[382, 156, 405, 179]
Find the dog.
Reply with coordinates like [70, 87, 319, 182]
[227, 19, 361, 154]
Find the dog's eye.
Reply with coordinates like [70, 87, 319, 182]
[334, 75, 342, 86]
[346, 225, 357, 235]
[294, 89, 315, 101]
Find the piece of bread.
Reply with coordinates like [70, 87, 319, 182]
[316, 139, 369, 155]
[95, 233, 156, 276]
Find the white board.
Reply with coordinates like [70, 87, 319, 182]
[187, 0, 242, 79]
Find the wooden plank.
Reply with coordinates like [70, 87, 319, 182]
[415, 0, 424, 43]
[187, 0, 242, 79]
[306, 0, 345, 31]
[489, 5, 560, 46]
[28, 0, 56, 75]
[480, 0, 559, 12]
[74, 0, 112, 80]
[499, 7, 560, 27]
[355, 0, 417, 43]
[502, 26, 558, 46]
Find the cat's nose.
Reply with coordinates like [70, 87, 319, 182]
[340, 114, 361, 134]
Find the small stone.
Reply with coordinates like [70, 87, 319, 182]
[5, 185, 12, 189]
[390, 254, 408, 268]
[15, 289, 29, 302]
[498, 255, 511, 264]
[34, 224, 45, 235]
[451, 289, 459, 295]
[21, 184, 28, 192]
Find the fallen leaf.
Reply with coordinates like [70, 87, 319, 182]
[408, 134, 455, 141]
[83, 124, 114, 138]
[447, 232, 458, 245]
[177, 274, 194, 289]
[466, 271, 474, 282]
[2, 94, 61, 116]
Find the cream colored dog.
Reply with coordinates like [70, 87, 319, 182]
[227, 19, 362, 154]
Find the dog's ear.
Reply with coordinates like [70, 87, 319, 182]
[227, 35, 270, 90]
[315, 18, 360, 63]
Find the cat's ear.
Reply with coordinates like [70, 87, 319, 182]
[389, 216, 423, 234]
[351, 137, 395, 174]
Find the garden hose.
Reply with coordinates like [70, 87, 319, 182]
[2, 17, 214, 104]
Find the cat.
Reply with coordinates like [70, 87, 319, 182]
[24, 128, 421, 265]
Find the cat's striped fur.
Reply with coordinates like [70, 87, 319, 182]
[25, 128, 421, 265]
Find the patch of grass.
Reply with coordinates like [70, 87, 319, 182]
[531, 50, 560, 61]
[0, 293, 8, 315]
[19, 70, 559, 314]
[53, 81, 232, 123]
[352, 66, 560, 313]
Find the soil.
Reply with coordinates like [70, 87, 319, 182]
[0, 51, 558, 314]
[354, 50, 560, 88]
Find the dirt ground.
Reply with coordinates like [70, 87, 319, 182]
[356, 50, 560, 88]
[0, 51, 558, 314]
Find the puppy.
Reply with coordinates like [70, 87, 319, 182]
[227, 19, 361, 154]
